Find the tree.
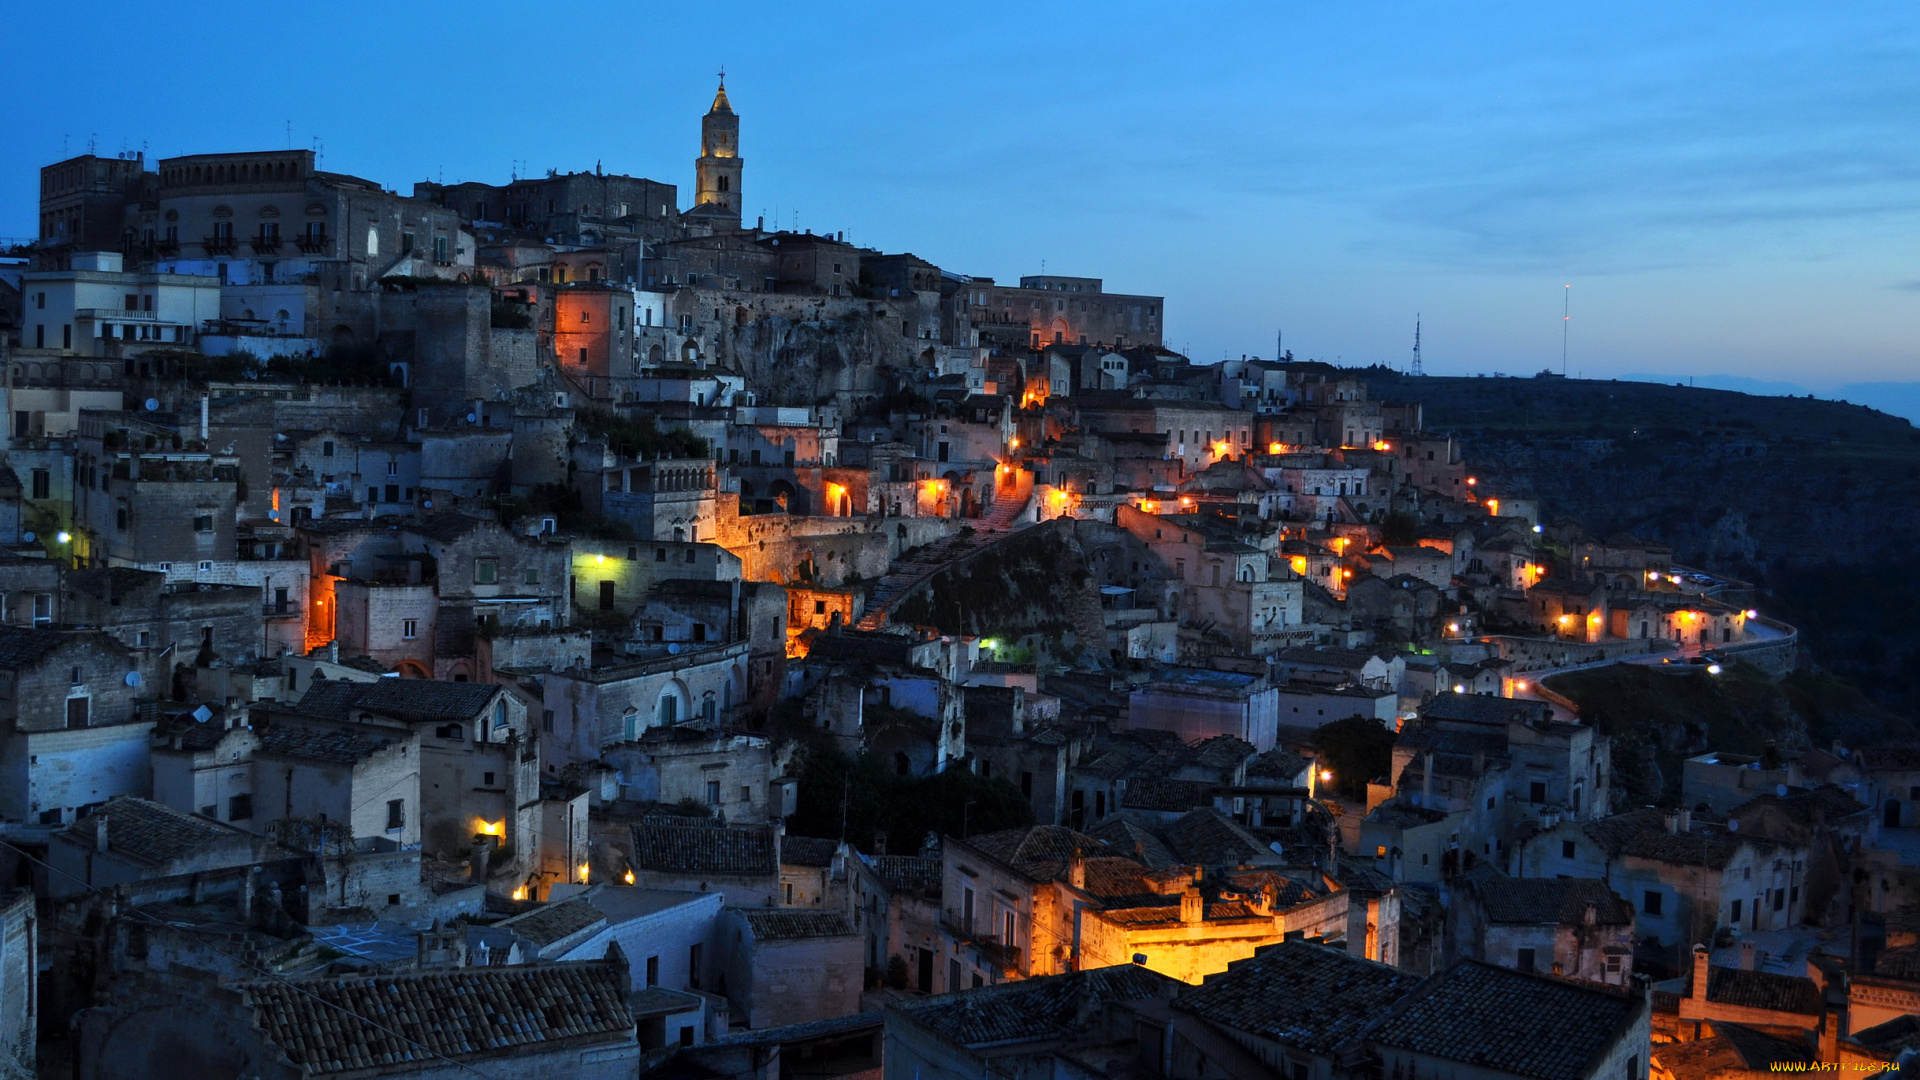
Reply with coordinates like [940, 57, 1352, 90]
[1312, 715, 1395, 800]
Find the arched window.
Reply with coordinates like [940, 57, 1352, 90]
[623, 707, 639, 742]
[656, 693, 678, 728]
[493, 700, 508, 729]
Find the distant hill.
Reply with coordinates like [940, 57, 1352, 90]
[1359, 369, 1920, 718]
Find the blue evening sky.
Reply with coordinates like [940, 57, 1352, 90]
[5, 3, 1918, 415]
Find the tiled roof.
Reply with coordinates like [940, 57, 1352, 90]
[1223, 870, 1318, 908]
[1086, 818, 1178, 870]
[0, 625, 76, 667]
[1854, 745, 1920, 769]
[1174, 941, 1421, 1054]
[892, 964, 1180, 1047]
[739, 909, 855, 941]
[404, 513, 490, 542]
[631, 823, 776, 876]
[1652, 1024, 1813, 1077]
[1185, 734, 1257, 772]
[1577, 808, 1765, 869]
[294, 678, 500, 723]
[1467, 873, 1631, 926]
[1159, 808, 1273, 866]
[1246, 747, 1310, 783]
[62, 797, 249, 866]
[1369, 962, 1641, 1080]
[241, 961, 632, 1074]
[959, 826, 1115, 882]
[870, 854, 941, 897]
[780, 836, 841, 868]
[1701, 965, 1822, 1015]
[1122, 777, 1218, 812]
[256, 725, 396, 764]
[499, 896, 606, 947]
[1080, 856, 1156, 898]
[1849, 1014, 1920, 1055]
[1872, 945, 1920, 982]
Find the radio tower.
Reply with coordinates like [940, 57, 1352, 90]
[1410, 314, 1423, 376]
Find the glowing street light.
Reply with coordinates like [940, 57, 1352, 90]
[56, 532, 71, 543]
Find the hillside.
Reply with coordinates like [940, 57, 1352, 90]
[1363, 370, 1920, 716]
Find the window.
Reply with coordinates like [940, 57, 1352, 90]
[706, 780, 720, 805]
[963, 887, 975, 930]
[524, 568, 540, 585]
[1529, 781, 1547, 804]
[31, 470, 49, 500]
[1773, 888, 1784, 911]
[493, 701, 508, 729]
[688, 943, 703, 989]
[197, 561, 213, 573]
[1730, 899, 1743, 924]
[542, 709, 555, 734]
[322, 440, 335, 457]
[66, 696, 89, 729]
[228, 793, 252, 821]
[1516, 947, 1535, 973]
[474, 559, 498, 584]
[387, 799, 405, 830]
[401, 619, 418, 639]
[784, 882, 795, 904]
[37, 808, 60, 825]
[116, 509, 128, 531]
[193, 514, 214, 532]
[645, 955, 659, 986]
[1562, 840, 1576, 859]
[740, 785, 751, 804]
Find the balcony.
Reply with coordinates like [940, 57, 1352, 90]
[263, 601, 302, 618]
[202, 235, 238, 255]
[249, 235, 284, 254]
[295, 232, 329, 254]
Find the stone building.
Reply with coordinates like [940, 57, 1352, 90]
[0, 625, 148, 826]
[721, 908, 861, 1030]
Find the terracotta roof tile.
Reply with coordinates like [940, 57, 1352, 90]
[631, 823, 776, 876]
[1174, 941, 1421, 1054]
[240, 961, 632, 1073]
[1369, 962, 1642, 1080]
[739, 909, 855, 941]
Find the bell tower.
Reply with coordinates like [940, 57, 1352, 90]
[695, 72, 743, 228]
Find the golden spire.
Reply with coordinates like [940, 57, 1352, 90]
[710, 68, 732, 114]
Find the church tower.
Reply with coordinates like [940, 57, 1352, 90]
[694, 75, 743, 228]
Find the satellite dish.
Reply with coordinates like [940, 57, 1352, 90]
[144, 398, 160, 411]
[667, 643, 681, 655]
[124, 671, 142, 688]
[191, 704, 213, 723]
[18, 532, 31, 544]
[466, 413, 478, 423]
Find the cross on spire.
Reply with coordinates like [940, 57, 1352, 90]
[717, 66, 726, 87]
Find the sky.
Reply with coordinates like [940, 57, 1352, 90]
[4, 2, 1918, 414]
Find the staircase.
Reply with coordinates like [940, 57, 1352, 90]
[854, 470, 1034, 631]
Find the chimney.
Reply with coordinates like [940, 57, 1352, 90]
[199, 395, 209, 441]
[237, 871, 255, 923]
[1678, 808, 1692, 833]
[1420, 751, 1434, 804]
[1180, 886, 1203, 924]
[1691, 944, 1710, 1001]
[326, 639, 340, 664]
[1582, 901, 1598, 927]
[96, 814, 109, 853]
[1257, 882, 1278, 916]
[469, 837, 494, 883]
[1068, 851, 1086, 890]
[1663, 811, 1680, 835]
[1740, 940, 1758, 971]
[1819, 1005, 1841, 1062]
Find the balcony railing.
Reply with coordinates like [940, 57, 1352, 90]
[202, 235, 238, 255]
[295, 232, 329, 254]
[250, 235, 284, 253]
[263, 601, 302, 618]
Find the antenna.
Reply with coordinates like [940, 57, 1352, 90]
[1277, 327, 1283, 360]
[1410, 314, 1423, 377]
[1562, 285, 1571, 376]
[285, 119, 292, 149]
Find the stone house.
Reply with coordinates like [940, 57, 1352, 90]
[249, 722, 422, 851]
[721, 908, 862, 1030]
[1513, 808, 1810, 956]
[540, 641, 749, 767]
[622, 821, 782, 908]
[596, 725, 781, 819]
[0, 625, 149, 826]
[1447, 867, 1634, 985]
[1128, 667, 1280, 751]
[47, 795, 286, 898]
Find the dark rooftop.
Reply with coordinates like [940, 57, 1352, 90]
[1173, 941, 1421, 1054]
[1369, 962, 1643, 1080]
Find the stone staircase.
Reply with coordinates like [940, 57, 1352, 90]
[855, 471, 1033, 631]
